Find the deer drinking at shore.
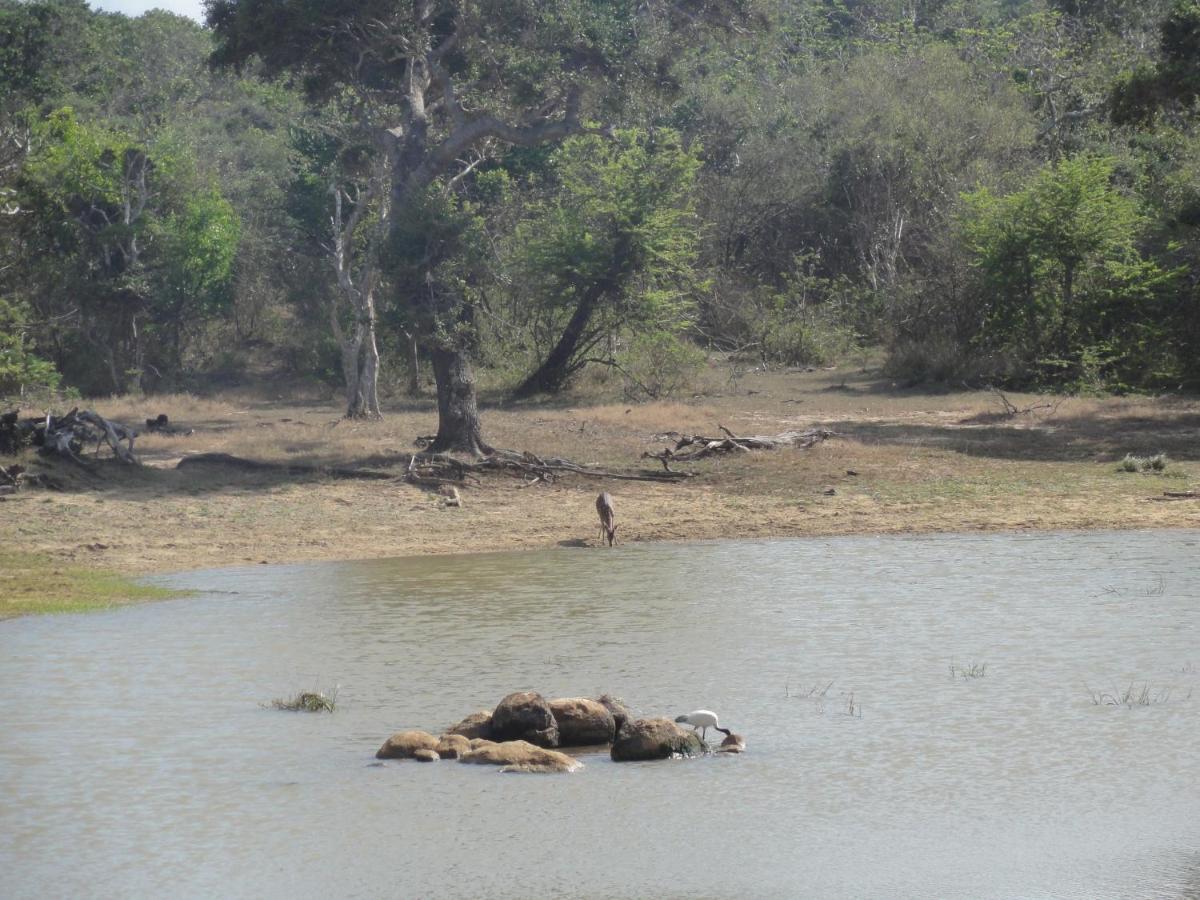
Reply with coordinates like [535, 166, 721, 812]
[596, 492, 617, 547]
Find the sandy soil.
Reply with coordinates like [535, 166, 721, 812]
[4, 364, 1199, 580]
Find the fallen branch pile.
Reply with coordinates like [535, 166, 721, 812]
[1, 407, 139, 464]
[642, 425, 835, 470]
[476, 449, 692, 485]
[989, 387, 1064, 419]
[0, 463, 24, 496]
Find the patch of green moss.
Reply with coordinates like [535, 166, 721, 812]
[0, 549, 185, 619]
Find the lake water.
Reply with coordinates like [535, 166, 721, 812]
[2, 531, 1198, 899]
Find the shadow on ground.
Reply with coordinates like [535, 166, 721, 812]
[834, 409, 1200, 463]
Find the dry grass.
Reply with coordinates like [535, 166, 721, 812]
[3, 364, 1198, 615]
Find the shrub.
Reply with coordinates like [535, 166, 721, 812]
[616, 331, 705, 399]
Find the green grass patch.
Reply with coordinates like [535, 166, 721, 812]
[0, 549, 185, 619]
[267, 688, 338, 712]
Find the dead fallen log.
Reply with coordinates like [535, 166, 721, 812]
[1152, 490, 1199, 501]
[76, 410, 139, 464]
[645, 425, 835, 467]
[6, 407, 141, 465]
[477, 448, 692, 483]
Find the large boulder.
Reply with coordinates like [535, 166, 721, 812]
[549, 697, 616, 746]
[610, 717, 705, 762]
[596, 694, 634, 733]
[376, 730, 441, 760]
[445, 710, 493, 740]
[435, 734, 472, 759]
[490, 692, 559, 747]
[459, 739, 582, 773]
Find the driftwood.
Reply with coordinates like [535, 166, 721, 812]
[1, 407, 140, 464]
[76, 410, 139, 464]
[1152, 490, 1199, 501]
[643, 425, 835, 470]
[0, 463, 22, 496]
[477, 448, 691, 484]
[1, 409, 34, 455]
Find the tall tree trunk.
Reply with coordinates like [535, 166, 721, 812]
[331, 299, 365, 417]
[360, 306, 382, 417]
[427, 345, 491, 456]
[404, 330, 420, 396]
[513, 286, 603, 397]
[341, 330, 365, 416]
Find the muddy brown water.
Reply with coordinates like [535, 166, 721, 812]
[2, 531, 1198, 898]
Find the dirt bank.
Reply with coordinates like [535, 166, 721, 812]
[4, 365, 1198, 616]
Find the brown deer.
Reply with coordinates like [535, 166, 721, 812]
[596, 492, 617, 547]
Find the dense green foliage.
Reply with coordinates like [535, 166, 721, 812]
[961, 155, 1178, 388]
[507, 128, 703, 396]
[3, 0, 1200, 405]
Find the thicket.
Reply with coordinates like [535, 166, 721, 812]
[2, 0, 1199, 406]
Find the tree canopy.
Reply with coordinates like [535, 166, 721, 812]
[2, 0, 1200, 407]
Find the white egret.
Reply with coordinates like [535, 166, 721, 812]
[674, 709, 721, 741]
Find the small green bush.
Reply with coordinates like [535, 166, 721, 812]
[0, 300, 63, 403]
[617, 331, 705, 399]
[1118, 453, 1169, 474]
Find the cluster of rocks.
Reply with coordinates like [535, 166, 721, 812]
[375, 691, 728, 773]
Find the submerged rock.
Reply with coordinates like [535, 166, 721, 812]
[435, 734, 472, 759]
[610, 717, 705, 762]
[413, 749, 440, 762]
[376, 730, 441, 760]
[491, 691, 559, 747]
[445, 710, 493, 740]
[549, 697, 616, 746]
[459, 739, 581, 773]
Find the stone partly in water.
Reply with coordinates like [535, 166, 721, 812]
[458, 740, 582, 773]
[610, 717, 706, 762]
[445, 710, 493, 740]
[548, 697, 616, 746]
[596, 694, 634, 734]
[435, 734, 472, 759]
[490, 691, 560, 748]
[718, 733, 746, 753]
[413, 749, 440, 762]
[375, 730, 441, 760]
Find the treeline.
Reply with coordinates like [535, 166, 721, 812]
[2, 0, 1199, 412]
